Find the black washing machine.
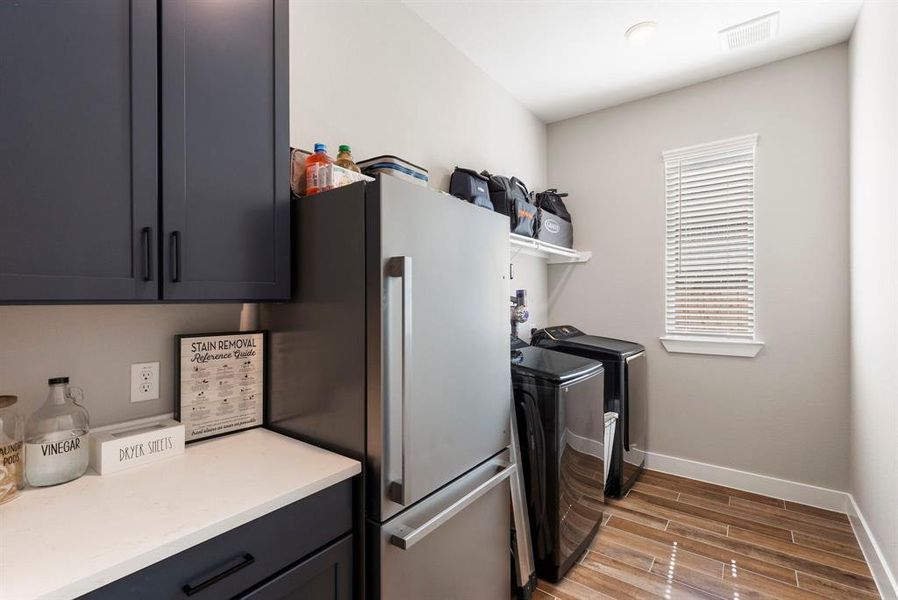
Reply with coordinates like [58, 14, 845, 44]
[531, 326, 647, 498]
[511, 337, 613, 582]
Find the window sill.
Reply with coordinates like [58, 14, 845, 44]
[660, 336, 764, 358]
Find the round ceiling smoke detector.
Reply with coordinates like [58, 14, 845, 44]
[625, 21, 657, 44]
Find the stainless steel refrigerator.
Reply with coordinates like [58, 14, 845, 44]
[262, 176, 513, 600]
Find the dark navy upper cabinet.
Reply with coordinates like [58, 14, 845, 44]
[160, 0, 290, 301]
[0, 0, 159, 302]
[0, 0, 289, 303]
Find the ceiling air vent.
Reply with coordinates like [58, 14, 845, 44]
[719, 12, 779, 51]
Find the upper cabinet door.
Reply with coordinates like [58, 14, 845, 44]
[0, 1, 158, 302]
[161, 0, 290, 301]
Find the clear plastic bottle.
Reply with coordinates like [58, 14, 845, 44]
[305, 143, 334, 195]
[24, 378, 90, 487]
[334, 145, 361, 173]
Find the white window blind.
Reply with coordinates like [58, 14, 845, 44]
[664, 135, 758, 340]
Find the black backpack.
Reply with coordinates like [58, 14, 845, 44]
[532, 189, 571, 222]
[481, 172, 537, 237]
[449, 167, 493, 210]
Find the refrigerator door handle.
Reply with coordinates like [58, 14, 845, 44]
[603, 411, 619, 492]
[389, 461, 516, 550]
[387, 256, 412, 506]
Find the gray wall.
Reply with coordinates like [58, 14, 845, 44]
[0, 1, 549, 428]
[849, 0, 898, 582]
[288, 0, 551, 339]
[0, 305, 244, 426]
[546, 45, 850, 490]
[289, 0, 546, 192]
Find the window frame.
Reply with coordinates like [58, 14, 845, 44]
[660, 134, 764, 358]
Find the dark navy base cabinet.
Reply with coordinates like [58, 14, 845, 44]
[242, 535, 353, 600]
[82, 481, 353, 600]
[0, 0, 289, 303]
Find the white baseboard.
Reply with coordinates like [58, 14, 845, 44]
[643, 450, 848, 512]
[847, 495, 898, 599]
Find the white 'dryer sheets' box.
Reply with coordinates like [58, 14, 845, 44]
[89, 416, 185, 475]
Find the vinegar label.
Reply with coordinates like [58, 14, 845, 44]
[25, 432, 89, 486]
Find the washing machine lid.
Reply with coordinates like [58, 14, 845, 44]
[511, 346, 603, 383]
[534, 326, 644, 360]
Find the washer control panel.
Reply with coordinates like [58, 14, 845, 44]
[536, 325, 584, 341]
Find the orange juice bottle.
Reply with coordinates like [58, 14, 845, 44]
[305, 143, 333, 195]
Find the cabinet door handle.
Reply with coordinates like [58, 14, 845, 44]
[170, 231, 181, 282]
[182, 553, 255, 596]
[141, 227, 153, 282]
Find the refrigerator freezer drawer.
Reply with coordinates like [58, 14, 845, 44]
[369, 455, 513, 600]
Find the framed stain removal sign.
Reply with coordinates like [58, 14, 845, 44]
[174, 331, 266, 443]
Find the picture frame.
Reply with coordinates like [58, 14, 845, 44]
[174, 330, 267, 443]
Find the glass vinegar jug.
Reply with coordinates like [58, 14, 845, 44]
[25, 377, 90, 486]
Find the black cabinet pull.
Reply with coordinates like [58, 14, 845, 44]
[170, 231, 181, 282]
[182, 553, 255, 596]
[141, 227, 153, 282]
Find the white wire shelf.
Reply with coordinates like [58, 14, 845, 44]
[509, 233, 591, 264]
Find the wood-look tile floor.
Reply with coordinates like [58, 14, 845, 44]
[535, 470, 879, 600]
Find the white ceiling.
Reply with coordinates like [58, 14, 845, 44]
[404, 0, 862, 122]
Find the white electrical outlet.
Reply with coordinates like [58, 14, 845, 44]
[130, 362, 160, 403]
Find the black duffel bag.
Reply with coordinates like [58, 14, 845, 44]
[532, 188, 572, 222]
[449, 167, 493, 210]
[481, 172, 537, 237]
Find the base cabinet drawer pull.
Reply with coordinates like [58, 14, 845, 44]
[182, 553, 255, 596]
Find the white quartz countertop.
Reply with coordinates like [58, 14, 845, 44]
[0, 428, 361, 600]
